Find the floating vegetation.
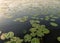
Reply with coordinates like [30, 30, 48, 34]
[14, 16, 28, 22]
[45, 16, 50, 21]
[49, 15, 54, 18]
[50, 22, 58, 27]
[31, 38, 40, 43]
[30, 32, 36, 37]
[32, 14, 39, 17]
[5, 15, 13, 19]
[57, 37, 60, 42]
[29, 28, 37, 33]
[30, 20, 40, 24]
[0, 14, 60, 43]
[52, 16, 59, 19]
[50, 19, 55, 21]
[0, 31, 23, 43]
[5, 37, 23, 43]
[29, 18, 50, 37]
[31, 17, 39, 20]
[24, 34, 32, 42]
[1, 32, 14, 40]
[40, 18, 44, 20]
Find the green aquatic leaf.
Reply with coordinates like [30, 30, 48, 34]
[24, 34, 32, 42]
[36, 31, 44, 37]
[49, 15, 59, 19]
[31, 17, 39, 20]
[5, 41, 11, 43]
[29, 28, 37, 33]
[33, 14, 39, 17]
[37, 25, 45, 30]
[30, 23, 40, 28]
[57, 37, 60, 41]
[31, 38, 40, 43]
[5, 37, 23, 43]
[43, 28, 50, 34]
[40, 18, 44, 20]
[50, 22, 58, 27]
[1, 33, 6, 40]
[7, 32, 14, 38]
[30, 20, 40, 24]
[1, 32, 14, 40]
[49, 15, 54, 17]
[40, 25, 46, 28]
[5, 32, 14, 39]
[52, 16, 59, 19]
[14, 16, 28, 22]
[50, 19, 55, 21]
[30, 32, 36, 37]
[45, 16, 50, 21]
[11, 37, 23, 43]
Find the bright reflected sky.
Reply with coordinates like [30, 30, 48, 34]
[0, 0, 60, 19]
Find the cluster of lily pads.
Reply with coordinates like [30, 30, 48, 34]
[13, 16, 28, 22]
[0, 32, 23, 43]
[0, 14, 60, 43]
[23, 19, 50, 43]
[1, 19, 50, 43]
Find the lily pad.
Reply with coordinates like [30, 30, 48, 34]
[57, 37, 60, 41]
[43, 28, 50, 34]
[50, 19, 55, 21]
[45, 16, 50, 21]
[50, 22, 58, 27]
[36, 31, 44, 37]
[29, 28, 37, 33]
[24, 34, 32, 42]
[30, 32, 36, 37]
[31, 38, 40, 43]
[14, 16, 28, 22]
